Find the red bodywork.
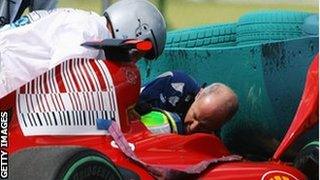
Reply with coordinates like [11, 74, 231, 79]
[273, 54, 319, 160]
[1, 45, 314, 179]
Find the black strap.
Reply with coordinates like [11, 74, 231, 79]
[134, 101, 153, 115]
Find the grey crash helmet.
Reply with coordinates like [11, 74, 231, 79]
[104, 0, 166, 60]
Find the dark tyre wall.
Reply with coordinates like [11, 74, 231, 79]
[294, 141, 319, 180]
[9, 146, 123, 180]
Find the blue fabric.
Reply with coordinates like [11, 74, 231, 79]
[139, 71, 200, 120]
[96, 119, 112, 130]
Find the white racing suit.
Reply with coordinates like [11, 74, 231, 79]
[0, 8, 111, 98]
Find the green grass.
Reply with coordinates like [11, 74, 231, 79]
[58, 0, 104, 12]
[58, 0, 318, 30]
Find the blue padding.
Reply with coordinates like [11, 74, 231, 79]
[96, 119, 112, 130]
[302, 14, 319, 35]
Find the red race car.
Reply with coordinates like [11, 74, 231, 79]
[0, 39, 317, 180]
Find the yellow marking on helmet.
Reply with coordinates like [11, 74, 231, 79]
[281, 176, 289, 180]
[274, 176, 281, 180]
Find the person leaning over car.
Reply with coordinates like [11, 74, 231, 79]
[0, 0, 58, 27]
[135, 71, 239, 135]
[0, 0, 166, 98]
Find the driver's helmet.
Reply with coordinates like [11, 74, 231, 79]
[104, 0, 166, 60]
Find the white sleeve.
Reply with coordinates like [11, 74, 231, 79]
[0, 24, 52, 98]
[50, 15, 108, 68]
[0, 12, 109, 98]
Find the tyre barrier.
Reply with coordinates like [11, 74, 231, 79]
[166, 23, 237, 48]
[165, 11, 317, 48]
[236, 11, 313, 45]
